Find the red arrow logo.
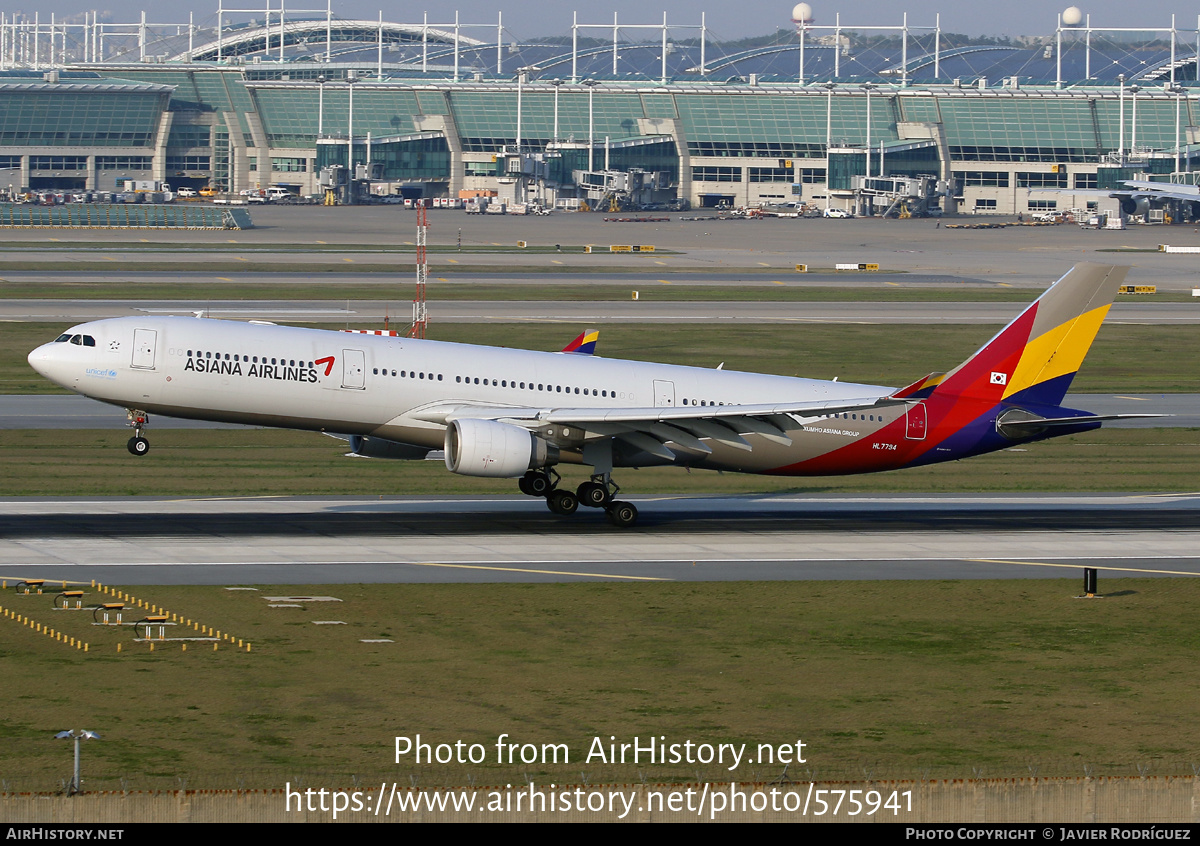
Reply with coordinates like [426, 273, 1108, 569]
[315, 356, 335, 376]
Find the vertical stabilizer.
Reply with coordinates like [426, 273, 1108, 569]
[928, 263, 1126, 407]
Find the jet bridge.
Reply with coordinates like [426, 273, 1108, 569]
[853, 174, 944, 218]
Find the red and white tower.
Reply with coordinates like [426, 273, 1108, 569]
[411, 201, 429, 339]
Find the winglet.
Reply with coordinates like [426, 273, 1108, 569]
[561, 329, 599, 355]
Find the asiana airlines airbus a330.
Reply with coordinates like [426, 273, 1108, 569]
[28, 263, 1149, 527]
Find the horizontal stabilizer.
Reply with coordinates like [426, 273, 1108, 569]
[891, 371, 945, 400]
[997, 413, 1165, 438]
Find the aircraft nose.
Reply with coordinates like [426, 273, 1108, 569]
[27, 343, 52, 379]
[27, 341, 70, 387]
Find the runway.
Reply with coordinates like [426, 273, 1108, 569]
[2, 393, 1194, 429]
[1, 493, 1197, 585]
[5, 298, 1200, 324]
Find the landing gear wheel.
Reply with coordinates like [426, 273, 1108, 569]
[522, 471, 552, 497]
[546, 489, 579, 516]
[606, 501, 638, 528]
[127, 436, 149, 456]
[576, 481, 612, 508]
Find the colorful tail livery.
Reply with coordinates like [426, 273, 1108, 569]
[561, 329, 599, 355]
[777, 263, 1146, 476]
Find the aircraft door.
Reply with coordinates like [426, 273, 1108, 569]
[905, 402, 928, 440]
[653, 380, 675, 407]
[131, 328, 157, 370]
[341, 349, 366, 389]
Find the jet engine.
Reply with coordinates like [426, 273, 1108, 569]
[444, 418, 557, 478]
[1116, 195, 1150, 217]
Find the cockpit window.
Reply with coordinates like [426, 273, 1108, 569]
[69, 335, 83, 345]
[55, 334, 71, 343]
[82, 335, 95, 347]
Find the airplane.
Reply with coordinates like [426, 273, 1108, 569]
[1030, 178, 1200, 218]
[27, 263, 1151, 528]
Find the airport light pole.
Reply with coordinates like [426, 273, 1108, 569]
[1128, 84, 1140, 156]
[515, 68, 524, 153]
[824, 82, 836, 211]
[346, 74, 359, 203]
[583, 78, 600, 173]
[824, 81, 836, 150]
[55, 730, 100, 795]
[1168, 84, 1184, 173]
[549, 78, 564, 145]
[862, 83, 876, 184]
[316, 74, 325, 137]
[1117, 74, 1125, 165]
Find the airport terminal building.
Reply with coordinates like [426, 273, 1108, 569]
[2, 6, 1199, 216]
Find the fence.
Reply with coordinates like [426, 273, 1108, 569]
[0, 204, 253, 230]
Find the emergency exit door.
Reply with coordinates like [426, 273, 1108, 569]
[905, 402, 928, 440]
[341, 349, 366, 389]
[131, 328, 157, 370]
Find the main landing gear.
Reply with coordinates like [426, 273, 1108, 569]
[518, 470, 639, 528]
[126, 409, 149, 456]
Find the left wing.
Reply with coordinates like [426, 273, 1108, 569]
[407, 394, 902, 458]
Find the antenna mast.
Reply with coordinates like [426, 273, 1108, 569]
[411, 201, 429, 339]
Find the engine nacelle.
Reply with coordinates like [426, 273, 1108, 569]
[444, 418, 556, 478]
[1118, 196, 1150, 217]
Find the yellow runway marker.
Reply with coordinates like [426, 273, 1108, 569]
[659, 279, 671, 285]
[1114, 395, 1149, 401]
[772, 280, 784, 285]
[970, 558, 1200, 577]
[216, 277, 233, 282]
[998, 282, 1012, 287]
[552, 260, 563, 265]
[655, 261, 666, 265]
[885, 281, 900, 286]
[235, 256, 248, 261]
[316, 240, 326, 244]
[758, 262, 770, 267]
[447, 258, 458, 263]
[437, 277, 448, 282]
[343, 258, 355, 262]
[408, 562, 667, 581]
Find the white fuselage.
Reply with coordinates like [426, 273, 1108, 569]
[28, 315, 895, 472]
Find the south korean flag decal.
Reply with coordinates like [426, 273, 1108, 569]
[990, 371, 1008, 385]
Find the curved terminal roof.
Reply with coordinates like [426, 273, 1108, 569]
[176, 19, 484, 62]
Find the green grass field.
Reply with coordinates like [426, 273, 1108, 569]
[2, 578, 1198, 790]
[0, 427, 1195, 497]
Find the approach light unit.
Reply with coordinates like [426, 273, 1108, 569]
[55, 729, 101, 794]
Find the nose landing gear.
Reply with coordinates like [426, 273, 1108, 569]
[126, 410, 149, 456]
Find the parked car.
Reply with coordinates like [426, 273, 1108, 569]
[199, 187, 217, 198]
[823, 207, 853, 218]
[176, 187, 197, 198]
